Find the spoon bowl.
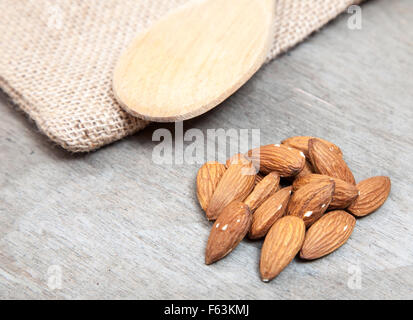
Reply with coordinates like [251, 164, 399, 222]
[113, 0, 275, 122]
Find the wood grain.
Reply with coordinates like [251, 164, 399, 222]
[1, 0, 413, 299]
[113, 0, 275, 122]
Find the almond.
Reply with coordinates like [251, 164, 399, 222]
[205, 201, 252, 264]
[347, 176, 391, 217]
[287, 181, 335, 227]
[225, 153, 250, 168]
[282, 136, 342, 158]
[244, 172, 280, 212]
[206, 161, 256, 220]
[295, 160, 315, 179]
[249, 186, 292, 239]
[308, 139, 356, 185]
[260, 216, 305, 282]
[293, 174, 358, 209]
[300, 210, 356, 260]
[196, 162, 226, 212]
[246, 144, 306, 177]
[255, 173, 265, 185]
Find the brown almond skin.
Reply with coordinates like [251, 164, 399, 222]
[244, 172, 280, 212]
[196, 162, 226, 212]
[293, 174, 359, 210]
[246, 144, 306, 177]
[255, 173, 265, 185]
[249, 186, 292, 239]
[295, 160, 315, 179]
[308, 139, 356, 185]
[207, 161, 256, 220]
[282, 136, 343, 158]
[225, 153, 250, 168]
[348, 176, 391, 217]
[287, 181, 335, 227]
[300, 210, 356, 260]
[205, 201, 252, 265]
[260, 216, 305, 282]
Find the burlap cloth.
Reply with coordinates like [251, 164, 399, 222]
[0, 0, 362, 152]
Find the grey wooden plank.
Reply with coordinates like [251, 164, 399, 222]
[0, 0, 412, 299]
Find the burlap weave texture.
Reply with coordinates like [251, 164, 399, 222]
[0, 0, 361, 152]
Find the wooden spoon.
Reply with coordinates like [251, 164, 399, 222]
[113, 0, 275, 122]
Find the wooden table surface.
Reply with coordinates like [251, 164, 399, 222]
[1, 0, 412, 299]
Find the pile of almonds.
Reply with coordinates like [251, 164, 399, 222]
[196, 136, 391, 282]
